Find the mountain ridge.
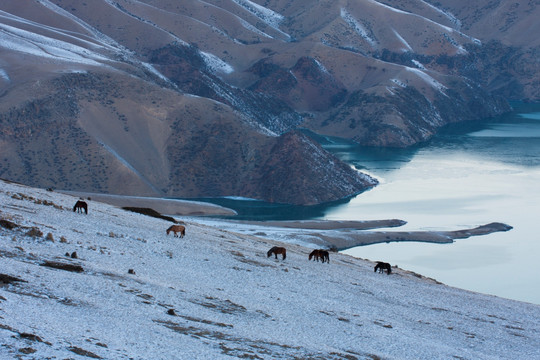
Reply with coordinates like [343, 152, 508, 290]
[1, 0, 538, 204]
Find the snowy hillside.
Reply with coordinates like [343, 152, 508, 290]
[1, 179, 539, 359]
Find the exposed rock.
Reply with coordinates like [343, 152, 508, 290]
[0, 273, 27, 285]
[40, 261, 84, 273]
[0, 219, 18, 230]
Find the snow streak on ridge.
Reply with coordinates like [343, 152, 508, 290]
[419, 0, 461, 29]
[340, 8, 377, 48]
[392, 28, 413, 52]
[0, 22, 111, 66]
[406, 67, 447, 94]
[231, 0, 291, 40]
[200, 51, 234, 74]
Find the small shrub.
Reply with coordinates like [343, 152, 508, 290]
[25, 227, 43, 238]
[0, 219, 19, 230]
[46, 233, 54, 242]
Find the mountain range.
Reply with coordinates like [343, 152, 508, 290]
[1, 0, 538, 204]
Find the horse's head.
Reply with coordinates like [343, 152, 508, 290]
[267, 249, 273, 257]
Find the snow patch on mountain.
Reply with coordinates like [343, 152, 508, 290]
[419, 0, 461, 29]
[200, 51, 234, 74]
[231, 0, 290, 40]
[0, 68, 10, 82]
[392, 28, 413, 52]
[340, 8, 377, 48]
[238, 17, 274, 39]
[0, 22, 111, 66]
[406, 67, 448, 93]
[366, 0, 409, 15]
[412, 59, 426, 70]
[313, 58, 329, 74]
[391, 78, 408, 88]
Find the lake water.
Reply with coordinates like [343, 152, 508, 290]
[320, 102, 540, 305]
[198, 103, 540, 305]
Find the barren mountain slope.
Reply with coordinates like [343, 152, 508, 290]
[1, 0, 538, 203]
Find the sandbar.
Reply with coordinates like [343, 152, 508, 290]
[61, 192, 512, 249]
[58, 191, 237, 216]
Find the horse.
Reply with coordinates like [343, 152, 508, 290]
[73, 200, 88, 214]
[166, 225, 185, 238]
[374, 261, 392, 275]
[320, 250, 330, 263]
[267, 246, 286, 260]
[309, 249, 330, 263]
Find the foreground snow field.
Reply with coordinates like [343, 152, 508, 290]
[1, 179, 539, 359]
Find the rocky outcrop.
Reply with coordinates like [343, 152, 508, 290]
[253, 131, 377, 205]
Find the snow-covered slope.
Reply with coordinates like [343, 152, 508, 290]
[1, 179, 539, 359]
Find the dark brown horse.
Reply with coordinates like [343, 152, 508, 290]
[267, 246, 286, 260]
[309, 249, 330, 263]
[166, 225, 185, 238]
[73, 200, 88, 214]
[374, 261, 392, 275]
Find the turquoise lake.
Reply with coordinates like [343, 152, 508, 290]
[199, 103, 540, 305]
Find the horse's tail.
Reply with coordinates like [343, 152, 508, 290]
[181, 227, 185, 237]
[282, 249, 286, 260]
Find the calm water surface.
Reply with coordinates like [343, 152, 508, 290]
[321, 103, 540, 305]
[199, 103, 540, 304]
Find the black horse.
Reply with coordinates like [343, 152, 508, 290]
[374, 261, 392, 275]
[309, 249, 330, 263]
[267, 246, 286, 260]
[73, 200, 88, 214]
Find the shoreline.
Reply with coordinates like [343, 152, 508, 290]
[58, 191, 238, 216]
[209, 219, 513, 250]
[60, 191, 513, 250]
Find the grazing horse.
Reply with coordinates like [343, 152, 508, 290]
[73, 200, 88, 214]
[374, 261, 392, 275]
[267, 246, 286, 260]
[320, 250, 330, 263]
[309, 249, 330, 263]
[166, 225, 185, 238]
